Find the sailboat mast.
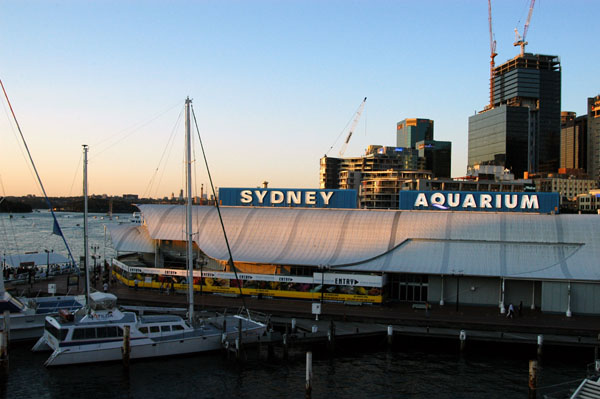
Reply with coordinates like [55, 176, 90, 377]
[83, 145, 91, 306]
[185, 98, 194, 323]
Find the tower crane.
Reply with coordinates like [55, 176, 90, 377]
[514, 0, 536, 56]
[487, 0, 497, 110]
[338, 97, 367, 157]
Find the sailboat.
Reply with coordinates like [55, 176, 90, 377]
[0, 79, 85, 342]
[33, 100, 266, 366]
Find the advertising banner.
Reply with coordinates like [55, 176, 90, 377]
[398, 190, 559, 213]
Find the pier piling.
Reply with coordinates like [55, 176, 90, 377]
[3, 311, 9, 342]
[237, 318, 243, 360]
[292, 318, 296, 333]
[528, 360, 537, 399]
[122, 325, 131, 368]
[327, 320, 335, 354]
[305, 351, 313, 399]
[459, 330, 466, 352]
[387, 325, 394, 347]
[537, 335, 543, 357]
[0, 320, 8, 371]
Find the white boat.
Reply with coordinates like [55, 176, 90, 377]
[0, 290, 84, 342]
[1, 256, 84, 342]
[34, 101, 266, 366]
[130, 212, 142, 224]
[33, 292, 265, 366]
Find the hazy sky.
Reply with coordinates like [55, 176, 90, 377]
[1, 0, 598, 197]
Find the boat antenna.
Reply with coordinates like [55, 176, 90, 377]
[190, 104, 248, 314]
[0, 79, 77, 268]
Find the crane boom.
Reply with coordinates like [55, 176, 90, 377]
[514, 0, 535, 55]
[338, 97, 367, 157]
[487, 0, 497, 110]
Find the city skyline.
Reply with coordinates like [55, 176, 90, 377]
[1, 0, 598, 197]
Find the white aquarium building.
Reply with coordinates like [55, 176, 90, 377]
[108, 204, 600, 316]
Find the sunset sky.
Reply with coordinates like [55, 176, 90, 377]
[1, 0, 598, 198]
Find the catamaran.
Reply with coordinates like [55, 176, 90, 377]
[34, 100, 266, 366]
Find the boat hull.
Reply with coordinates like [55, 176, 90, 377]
[43, 319, 266, 367]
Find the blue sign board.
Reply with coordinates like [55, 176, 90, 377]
[398, 190, 559, 213]
[219, 188, 357, 208]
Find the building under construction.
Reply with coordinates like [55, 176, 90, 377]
[468, 53, 561, 178]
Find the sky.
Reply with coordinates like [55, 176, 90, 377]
[1, 0, 598, 198]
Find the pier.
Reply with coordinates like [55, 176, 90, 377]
[7, 277, 600, 354]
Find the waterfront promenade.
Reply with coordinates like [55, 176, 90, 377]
[8, 275, 600, 351]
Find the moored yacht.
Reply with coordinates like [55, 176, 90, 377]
[33, 291, 265, 366]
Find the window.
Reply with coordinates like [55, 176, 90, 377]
[97, 327, 107, 338]
[172, 325, 185, 331]
[161, 325, 171, 332]
[150, 326, 160, 333]
[85, 328, 96, 339]
[73, 328, 85, 340]
[139, 327, 148, 334]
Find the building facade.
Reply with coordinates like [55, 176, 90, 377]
[587, 95, 600, 183]
[468, 53, 561, 177]
[560, 112, 587, 170]
[396, 118, 433, 148]
[416, 140, 451, 178]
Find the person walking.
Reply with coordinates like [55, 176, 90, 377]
[506, 303, 515, 319]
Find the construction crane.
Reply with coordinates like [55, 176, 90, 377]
[337, 97, 367, 157]
[486, 0, 497, 110]
[514, 0, 536, 56]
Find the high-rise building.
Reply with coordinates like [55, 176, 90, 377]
[416, 140, 452, 178]
[587, 95, 600, 183]
[560, 111, 587, 171]
[468, 53, 561, 178]
[396, 118, 433, 148]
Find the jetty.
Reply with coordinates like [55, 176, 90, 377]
[7, 276, 600, 356]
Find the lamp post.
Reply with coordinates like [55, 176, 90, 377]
[318, 264, 329, 306]
[44, 249, 53, 278]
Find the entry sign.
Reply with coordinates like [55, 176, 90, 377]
[312, 303, 322, 315]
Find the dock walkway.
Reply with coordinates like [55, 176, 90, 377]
[10, 276, 600, 350]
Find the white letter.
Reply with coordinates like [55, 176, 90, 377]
[320, 191, 334, 205]
[414, 193, 428, 207]
[447, 193, 460, 207]
[462, 194, 477, 208]
[254, 190, 268, 204]
[271, 191, 284, 204]
[240, 190, 252, 204]
[495, 194, 502, 208]
[305, 191, 316, 205]
[520, 195, 539, 209]
[287, 191, 301, 205]
[430, 192, 446, 206]
[480, 194, 492, 208]
[505, 194, 518, 209]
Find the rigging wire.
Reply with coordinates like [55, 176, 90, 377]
[190, 104, 248, 313]
[141, 105, 184, 199]
[88, 100, 182, 162]
[0, 91, 40, 194]
[67, 152, 83, 197]
[0, 79, 76, 266]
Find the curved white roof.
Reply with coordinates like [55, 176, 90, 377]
[114, 204, 600, 281]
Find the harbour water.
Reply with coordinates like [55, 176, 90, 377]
[0, 212, 593, 398]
